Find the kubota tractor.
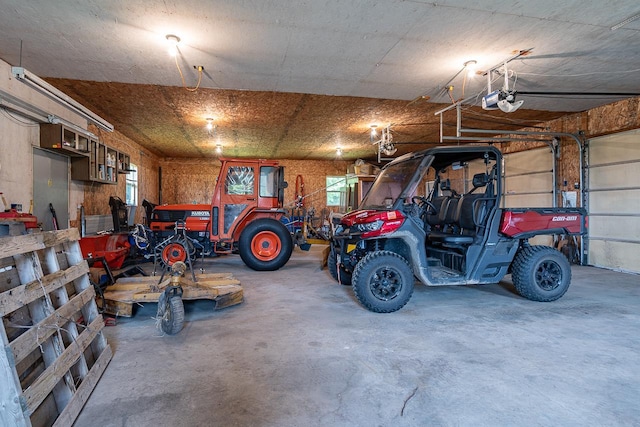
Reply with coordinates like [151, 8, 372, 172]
[150, 157, 293, 271]
[329, 145, 587, 312]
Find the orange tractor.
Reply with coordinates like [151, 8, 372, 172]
[149, 157, 293, 271]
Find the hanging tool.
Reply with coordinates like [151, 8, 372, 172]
[295, 175, 305, 208]
[49, 203, 59, 230]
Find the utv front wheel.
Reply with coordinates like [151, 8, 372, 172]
[511, 245, 571, 302]
[352, 251, 414, 313]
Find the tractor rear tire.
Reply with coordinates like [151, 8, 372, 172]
[328, 244, 352, 286]
[511, 245, 571, 302]
[239, 218, 293, 271]
[352, 251, 414, 313]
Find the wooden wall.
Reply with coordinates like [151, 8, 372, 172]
[158, 158, 219, 206]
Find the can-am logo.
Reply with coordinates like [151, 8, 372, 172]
[190, 211, 210, 216]
[552, 215, 577, 222]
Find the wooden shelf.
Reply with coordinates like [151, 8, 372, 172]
[39, 123, 91, 157]
[40, 124, 129, 185]
[117, 152, 132, 174]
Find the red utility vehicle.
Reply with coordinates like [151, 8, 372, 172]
[150, 158, 292, 271]
[329, 145, 587, 312]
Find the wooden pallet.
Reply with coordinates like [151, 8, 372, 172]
[103, 273, 244, 317]
[0, 229, 112, 427]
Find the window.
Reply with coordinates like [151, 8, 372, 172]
[260, 166, 277, 197]
[126, 163, 138, 206]
[225, 166, 254, 195]
[326, 176, 346, 206]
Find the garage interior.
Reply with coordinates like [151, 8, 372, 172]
[0, 1, 639, 426]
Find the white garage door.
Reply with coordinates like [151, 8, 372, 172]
[587, 129, 640, 273]
[502, 147, 554, 209]
[469, 146, 554, 246]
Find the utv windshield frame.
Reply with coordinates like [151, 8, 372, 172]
[359, 154, 434, 210]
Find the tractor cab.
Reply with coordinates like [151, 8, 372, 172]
[149, 157, 292, 271]
[210, 157, 287, 242]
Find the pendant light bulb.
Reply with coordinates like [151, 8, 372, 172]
[166, 34, 181, 57]
[464, 60, 477, 78]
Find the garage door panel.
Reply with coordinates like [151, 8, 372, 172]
[529, 235, 554, 246]
[589, 216, 640, 241]
[589, 131, 640, 165]
[589, 189, 640, 214]
[589, 163, 640, 189]
[467, 159, 494, 176]
[504, 194, 551, 208]
[505, 174, 552, 194]
[504, 148, 552, 176]
[588, 129, 640, 273]
[588, 240, 639, 273]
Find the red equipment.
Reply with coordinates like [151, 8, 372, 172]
[149, 157, 292, 271]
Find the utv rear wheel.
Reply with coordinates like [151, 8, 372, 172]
[328, 244, 352, 286]
[239, 219, 293, 271]
[352, 251, 414, 313]
[511, 245, 571, 302]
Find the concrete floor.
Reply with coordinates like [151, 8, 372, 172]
[75, 247, 640, 427]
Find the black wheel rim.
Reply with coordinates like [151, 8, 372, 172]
[369, 266, 402, 301]
[535, 260, 562, 291]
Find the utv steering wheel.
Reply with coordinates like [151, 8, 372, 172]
[412, 196, 438, 215]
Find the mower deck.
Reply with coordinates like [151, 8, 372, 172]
[102, 272, 243, 317]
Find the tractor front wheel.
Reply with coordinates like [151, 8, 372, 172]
[239, 219, 293, 271]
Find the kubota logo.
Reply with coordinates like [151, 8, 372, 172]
[552, 216, 577, 221]
[191, 211, 210, 216]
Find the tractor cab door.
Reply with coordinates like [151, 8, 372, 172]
[212, 162, 284, 241]
[213, 164, 257, 241]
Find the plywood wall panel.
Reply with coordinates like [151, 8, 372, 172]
[158, 158, 220, 205]
[588, 97, 640, 136]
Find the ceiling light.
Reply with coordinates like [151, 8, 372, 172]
[464, 60, 477, 78]
[215, 143, 222, 154]
[370, 125, 378, 137]
[206, 117, 214, 131]
[166, 34, 181, 56]
[610, 12, 640, 30]
[336, 147, 342, 157]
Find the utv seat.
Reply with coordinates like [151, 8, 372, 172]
[428, 172, 495, 246]
[424, 179, 458, 230]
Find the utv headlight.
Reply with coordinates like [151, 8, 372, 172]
[353, 220, 383, 233]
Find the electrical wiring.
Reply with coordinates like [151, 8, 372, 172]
[174, 55, 203, 92]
